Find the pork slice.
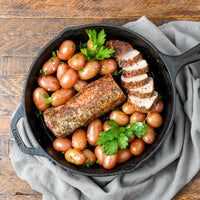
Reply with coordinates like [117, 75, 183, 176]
[116, 48, 143, 68]
[122, 60, 148, 77]
[105, 40, 132, 57]
[128, 91, 159, 113]
[121, 73, 149, 89]
[43, 75, 126, 137]
[127, 77, 154, 98]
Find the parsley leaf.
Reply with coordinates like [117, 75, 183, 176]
[80, 29, 115, 61]
[86, 160, 92, 167]
[45, 97, 53, 104]
[97, 120, 148, 155]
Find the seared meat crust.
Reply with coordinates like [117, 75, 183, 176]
[43, 75, 126, 137]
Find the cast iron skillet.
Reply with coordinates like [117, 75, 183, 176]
[10, 24, 200, 176]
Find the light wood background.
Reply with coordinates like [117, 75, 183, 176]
[1, 0, 200, 199]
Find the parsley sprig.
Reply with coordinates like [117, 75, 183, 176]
[80, 29, 115, 61]
[97, 120, 147, 156]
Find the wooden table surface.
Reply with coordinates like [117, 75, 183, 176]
[1, 0, 200, 199]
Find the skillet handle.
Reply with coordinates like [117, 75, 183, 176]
[10, 104, 47, 157]
[158, 43, 200, 80]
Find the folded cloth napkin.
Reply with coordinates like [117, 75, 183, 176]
[9, 16, 200, 200]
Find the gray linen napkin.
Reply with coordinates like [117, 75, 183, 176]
[9, 16, 200, 200]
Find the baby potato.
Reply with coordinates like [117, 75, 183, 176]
[117, 149, 132, 164]
[103, 153, 118, 170]
[73, 79, 88, 92]
[151, 100, 164, 113]
[87, 39, 94, 51]
[68, 53, 86, 71]
[38, 75, 60, 92]
[72, 129, 87, 150]
[42, 56, 60, 75]
[103, 120, 112, 132]
[78, 60, 100, 80]
[65, 149, 86, 165]
[33, 87, 50, 111]
[122, 101, 135, 115]
[142, 125, 155, 144]
[147, 112, 163, 128]
[51, 88, 74, 107]
[110, 110, 129, 126]
[60, 68, 79, 89]
[56, 63, 69, 81]
[53, 137, 72, 152]
[87, 119, 103, 146]
[95, 145, 105, 166]
[99, 59, 117, 75]
[130, 111, 146, 124]
[130, 138, 145, 156]
[82, 149, 96, 166]
[57, 40, 76, 60]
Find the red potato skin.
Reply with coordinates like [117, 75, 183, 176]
[53, 138, 72, 152]
[57, 40, 76, 60]
[72, 129, 87, 150]
[59, 68, 79, 89]
[42, 56, 60, 75]
[51, 88, 74, 107]
[65, 149, 86, 165]
[117, 149, 132, 164]
[94, 145, 118, 169]
[82, 149, 96, 166]
[38, 75, 60, 92]
[56, 63, 69, 81]
[87, 119, 103, 146]
[33, 87, 50, 111]
[130, 138, 145, 156]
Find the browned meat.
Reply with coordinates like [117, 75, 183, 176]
[128, 91, 159, 113]
[122, 60, 148, 77]
[43, 75, 126, 137]
[116, 48, 143, 68]
[127, 77, 154, 98]
[105, 40, 132, 57]
[121, 74, 149, 89]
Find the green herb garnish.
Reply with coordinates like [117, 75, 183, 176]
[157, 59, 160, 63]
[71, 158, 75, 163]
[80, 41, 87, 49]
[52, 51, 56, 57]
[51, 58, 55, 63]
[86, 160, 92, 167]
[40, 93, 48, 99]
[96, 160, 99, 164]
[74, 56, 79, 59]
[45, 97, 53, 104]
[113, 69, 122, 75]
[159, 94, 163, 100]
[60, 61, 65, 64]
[80, 29, 115, 61]
[36, 111, 43, 118]
[79, 69, 84, 73]
[39, 69, 43, 76]
[97, 120, 147, 155]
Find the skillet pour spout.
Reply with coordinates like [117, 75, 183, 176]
[10, 24, 200, 176]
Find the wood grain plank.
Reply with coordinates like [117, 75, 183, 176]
[0, 76, 25, 95]
[0, 95, 22, 116]
[0, 0, 199, 19]
[0, 57, 34, 75]
[0, 195, 42, 200]
[0, 136, 9, 155]
[0, 117, 10, 136]
[0, 17, 198, 58]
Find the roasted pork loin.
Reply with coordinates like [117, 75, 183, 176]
[43, 75, 126, 137]
[116, 48, 143, 68]
[127, 77, 154, 98]
[122, 60, 148, 77]
[105, 40, 132, 57]
[128, 91, 159, 113]
[121, 73, 149, 89]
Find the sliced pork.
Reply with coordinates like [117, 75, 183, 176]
[121, 73, 149, 89]
[105, 40, 132, 57]
[128, 91, 159, 113]
[122, 60, 148, 77]
[116, 47, 143, 68]
[127, 77, 154, 98]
